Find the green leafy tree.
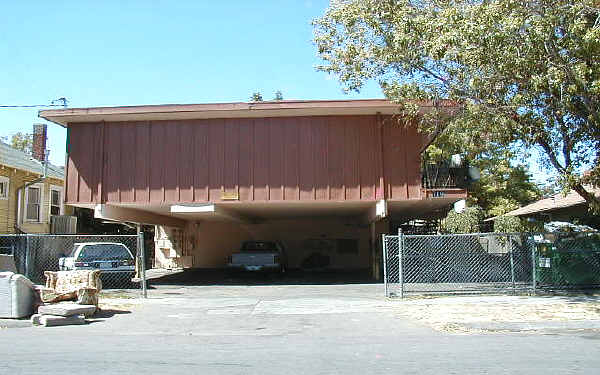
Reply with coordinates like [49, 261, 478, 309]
[274, 90, 284, 101]
[469, 158, 542, 217]
[494, 215, 545, 233]
[423, 124, 541, 217]
[314, 0, 600, 212]
[1, 132, 33, 154]
[441, 206, 485, 234]
[493, 216, 524, 233]
[250, 92, 263, 102]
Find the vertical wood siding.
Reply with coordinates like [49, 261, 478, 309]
[65, 115, 422, 204]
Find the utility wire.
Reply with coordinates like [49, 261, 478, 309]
[0, 104, 65, 108]
[0, 97, 68, 108]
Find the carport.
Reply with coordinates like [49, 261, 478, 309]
[95, 201, 386, 280]
[89, 197, 462, 282]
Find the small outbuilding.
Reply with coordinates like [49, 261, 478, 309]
[498, 186, 600, 228]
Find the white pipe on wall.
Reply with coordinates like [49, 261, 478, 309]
[17, 189, 22, 227]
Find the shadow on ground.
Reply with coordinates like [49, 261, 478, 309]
[87, 308, 132, 324]
[535, 292, 600, 305]
[146, 268, 378, 287]
[94, 309, 132, 318]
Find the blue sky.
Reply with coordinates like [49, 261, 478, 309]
[0, 1, 382, 166]
[0, 1, 551, 184]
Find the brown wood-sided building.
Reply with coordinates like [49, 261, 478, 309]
[40, 99, 466, 279]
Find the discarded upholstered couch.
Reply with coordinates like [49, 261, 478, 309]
[0, 272, 35, 318]
[41, 270, 102, 306]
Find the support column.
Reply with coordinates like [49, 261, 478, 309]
[370, 218, 390, 280]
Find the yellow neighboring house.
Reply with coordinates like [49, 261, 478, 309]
[0, 132, 72, 234]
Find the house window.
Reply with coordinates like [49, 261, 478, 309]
[0, 176, 9, 200]
[49, 186, 63, 216]
[25, 185, 43, 222]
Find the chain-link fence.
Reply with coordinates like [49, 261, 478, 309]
[0, 234, 147, 295]
[383, 231, 600, 297]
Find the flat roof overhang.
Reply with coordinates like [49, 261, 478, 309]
[39, 99, 460, 127]
[94, 201, 378, 224]
[74, 198, 461, 227]
[387, 198, 462, 222]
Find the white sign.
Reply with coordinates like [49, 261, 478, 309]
[538, 257, 551, 268]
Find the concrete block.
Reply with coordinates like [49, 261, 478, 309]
[37, 314, 86, 327]
[38, 303, 96, 317]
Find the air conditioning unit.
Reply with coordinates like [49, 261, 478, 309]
[50, 215, 77, 234]
[0, 272, 35, 318]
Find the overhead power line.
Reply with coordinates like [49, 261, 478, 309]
[0, 97, 68, 108]
[0, 104, 63, 108]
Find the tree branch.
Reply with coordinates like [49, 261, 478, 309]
[553, 111, 573, 168]
[572, 183, 600, 213]
[536, 137, 566, 173]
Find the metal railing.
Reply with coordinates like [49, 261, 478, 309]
[421, 162, 467, 189]
[0, 233, 147, 296]
[383, 231, 600, 297]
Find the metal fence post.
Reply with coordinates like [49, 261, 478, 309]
[398, 229, 404, 299]
[25, 235, 31, 280]
[508, 234, 516, 291]
[137, 225, 147, 299]
[531, 235, 537, 295]
[382, 234, 388, 297]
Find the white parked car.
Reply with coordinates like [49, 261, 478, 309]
[227, 241, 287, 273]
[59, 242, 135, 281]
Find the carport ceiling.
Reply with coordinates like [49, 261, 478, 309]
[114, 201, 375, 221]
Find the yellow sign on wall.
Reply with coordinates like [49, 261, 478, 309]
[221, 191, 239, 200]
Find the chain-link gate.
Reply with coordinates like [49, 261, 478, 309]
[383, 231, 600, 297]
[382, 234, 401, 297]
[0, 234, 147, 296]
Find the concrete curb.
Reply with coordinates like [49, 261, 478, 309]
[461, 320, 600, 332]
[0, 319, 31, 329]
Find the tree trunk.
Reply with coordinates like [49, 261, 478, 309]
[572, 183, 600, 213]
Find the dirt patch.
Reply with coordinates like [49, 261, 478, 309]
[395, 295, 600, 334]
[99, 299, 138, 311]
[99, 291, 138, 299]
